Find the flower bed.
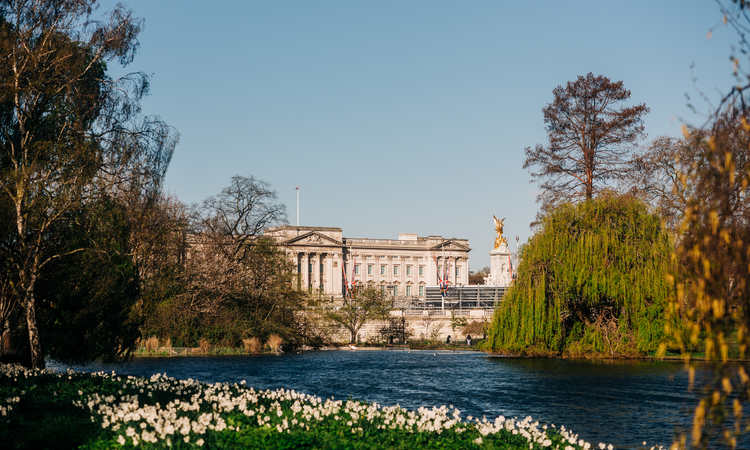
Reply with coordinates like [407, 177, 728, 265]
[0, 363, 625, 449]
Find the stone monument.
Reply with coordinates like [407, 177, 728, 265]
[484, 216, 512, 286]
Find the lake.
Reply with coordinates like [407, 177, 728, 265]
[52, 349, 713, 450]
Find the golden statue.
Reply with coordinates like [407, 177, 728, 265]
[493, 215, 508, 249]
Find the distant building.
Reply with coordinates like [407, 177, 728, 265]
[264, 226, 471, 299]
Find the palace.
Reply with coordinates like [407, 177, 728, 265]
[264, 226, 471, 299]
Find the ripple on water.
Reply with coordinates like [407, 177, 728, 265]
[50, 349, 737, 450]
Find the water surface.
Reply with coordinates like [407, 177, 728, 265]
[54, 349, 713, 449]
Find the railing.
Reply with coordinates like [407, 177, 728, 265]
[394, 309, 495, 317]
[390, 286, 507, 311]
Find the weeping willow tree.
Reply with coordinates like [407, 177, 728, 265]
[484, 194, 674, 357]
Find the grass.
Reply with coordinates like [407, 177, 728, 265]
[0, 363, 619, 450]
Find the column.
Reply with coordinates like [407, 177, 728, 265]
[292, 252, 300, 289]
[302, 252, 309, 290]
[324, 253, 333, 295]
[310, 252, 318, 291]
[332, 252, 342, 297]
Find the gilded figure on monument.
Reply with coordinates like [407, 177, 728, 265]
[493, 215, 508, 249]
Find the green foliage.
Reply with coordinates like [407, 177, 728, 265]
[0, 1, 176, 368]
[35, 198, 142, 364]
[484, 194, 673, 357]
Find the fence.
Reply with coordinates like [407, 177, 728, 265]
[392, 285, 507, 311]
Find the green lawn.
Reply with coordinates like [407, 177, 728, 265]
[0, 363, 613, 450]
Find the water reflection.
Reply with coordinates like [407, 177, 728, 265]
[53, 350, 714, 449]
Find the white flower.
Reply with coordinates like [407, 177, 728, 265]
[474, 437, 482, 445]
[117, 435, 126, 445]
[196, 438, 204, 446]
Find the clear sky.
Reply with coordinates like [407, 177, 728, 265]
[99, 1, 736, 270]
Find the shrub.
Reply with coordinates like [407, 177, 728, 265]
[144, 336, 159, 354]
[266, 334, 283, 352]
[243, 337, 262, 354]
[198, 338, 211, 354]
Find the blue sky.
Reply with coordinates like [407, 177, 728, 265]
[100, 1, 736, 269]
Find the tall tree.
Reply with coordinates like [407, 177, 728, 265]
[484, 194, 673, 357]
[0, 0, 177, 368]
[523, 73, 649, 214]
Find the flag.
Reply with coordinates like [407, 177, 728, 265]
[296, 185, 299, 190]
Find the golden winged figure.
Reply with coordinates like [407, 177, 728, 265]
[493, 215, 508, 249]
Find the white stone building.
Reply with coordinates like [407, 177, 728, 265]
[264, 226, 471, 299]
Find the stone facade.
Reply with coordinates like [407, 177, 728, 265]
[484, 243, 512, 286]
[264, 226, 471, 299]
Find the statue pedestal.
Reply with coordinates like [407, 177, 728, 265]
[484, 244, 512, 286]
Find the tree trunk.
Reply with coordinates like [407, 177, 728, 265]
[23, 272, 45, 369]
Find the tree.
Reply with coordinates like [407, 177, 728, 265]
[144, 175, 306, 347]
[326, 287, 391, 344]
[484, 194, 673, 357]
[620, 135, 696, 236]
[469, 266, 490, 285]
[0, 0, 177, 368]
[623, 113, 750, 240]
[523, 73, 649, 214]
[662, 109, 750, 449]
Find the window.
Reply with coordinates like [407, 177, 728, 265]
[456, 266, 460, 277]
[406, 285, 411, 296]
[355, 264, 361, 275]
[419, 286, 424, 297]
[368, 264, 373, 275]
[320, 283, 325, 292]
[297, 263, 301, 273]
[393, 285, 398, 295]
[309, 263, 313, 273]
[381, 265, 386, 275]
[381, 285, 386, 294]
[393, 266, 399, 276]
[419, 266, 424, 276]
[406, 266, 411, 276]
[320, 263, 324, 274]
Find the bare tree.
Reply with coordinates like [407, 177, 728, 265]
[523, 73, 649, 214]
[621, 135, 700, 236]
[184, 175, 288, 317]
[0, 0, 177, 369]
[191, 175, 286, 258]
[326, 287, 391, 344]
[145, 175, 307, 347]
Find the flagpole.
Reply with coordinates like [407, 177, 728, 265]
[296, 185, 299, 226]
